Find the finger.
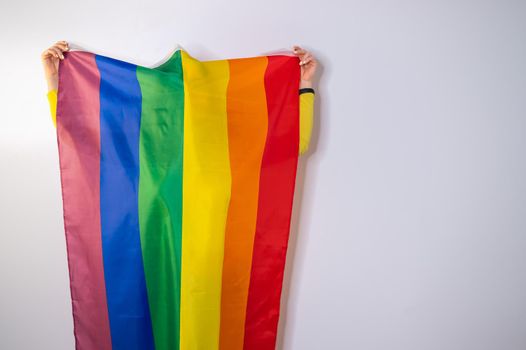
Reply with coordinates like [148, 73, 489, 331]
[299, 51, 312, 63]
[55, 45, 68, 56]
[52, 47, 65, 59]
[304, 57, 317, 66]
[293, 49, 306, 56]
[41, 49, 54, 59]
[55, 42, 69, 52]
[300, 53, 313, 65]
[43, 48, 59, 59]
[292, 46, 306, 55]
[302, 52, 313, 60]
[56, 40, 69, 48]
[50, 47, 65, 59]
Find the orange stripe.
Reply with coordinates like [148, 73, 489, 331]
[219, 56, 269, 350]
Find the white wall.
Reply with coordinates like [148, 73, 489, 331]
[1, 0, 526, 349]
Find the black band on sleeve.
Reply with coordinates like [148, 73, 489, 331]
[299, 87, 315, 95]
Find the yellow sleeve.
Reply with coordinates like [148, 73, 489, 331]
[299, 90, 315, 155]
[47, 89, 58, 128]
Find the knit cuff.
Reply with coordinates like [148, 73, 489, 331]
[299, 87, 315, 95]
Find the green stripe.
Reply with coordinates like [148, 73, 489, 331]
[137, 50, 184, 350]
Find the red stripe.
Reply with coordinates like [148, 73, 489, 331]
[56, 51, 112, 350]
[243, 55, 301, 350]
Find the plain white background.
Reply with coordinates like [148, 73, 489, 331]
[1, 0, 526, 349]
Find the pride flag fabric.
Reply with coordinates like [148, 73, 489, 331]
[55, 48, 301, 350]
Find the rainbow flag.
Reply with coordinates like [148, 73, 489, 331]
[55, 48, 300, 350]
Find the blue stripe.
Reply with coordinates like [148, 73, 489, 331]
[96, 55, 155, 350]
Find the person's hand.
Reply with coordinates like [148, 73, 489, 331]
[292, 45, 318, 89]
[41, 40, 69, 91]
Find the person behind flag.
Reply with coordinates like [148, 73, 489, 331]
[42, 40, 317, 155]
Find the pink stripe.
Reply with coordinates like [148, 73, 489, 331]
[56, 51, 112, 350]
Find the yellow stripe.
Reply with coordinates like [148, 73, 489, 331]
[180, 50, 231, 350]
